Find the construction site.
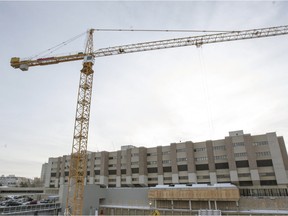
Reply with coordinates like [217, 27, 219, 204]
[6, 23, 288, 216]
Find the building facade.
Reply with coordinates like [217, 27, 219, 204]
[43, 130, 288, 197]
[0, 175, 32, 187]
[40, 163, 48, 183]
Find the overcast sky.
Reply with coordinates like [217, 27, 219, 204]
[1, 1, 288, 178]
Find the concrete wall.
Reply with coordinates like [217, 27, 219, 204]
[239, 197, 288, 211]
[60, 184, 106, 215]
[102, 187, 149, 207]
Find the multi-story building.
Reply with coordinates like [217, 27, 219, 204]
[0, 175, 31, 187]
[40, 163, 48, 183]
[43, 130, 288, 197]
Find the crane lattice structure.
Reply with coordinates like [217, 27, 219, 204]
[10, 24, 288, 215]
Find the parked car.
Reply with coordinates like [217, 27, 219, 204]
[40, 199, 49, 203]
[29, 200, 38, 205]
[6, 200, 22, 206]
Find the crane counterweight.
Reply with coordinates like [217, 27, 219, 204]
[10, 57, 28, 71]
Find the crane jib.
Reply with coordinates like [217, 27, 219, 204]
[93, 25, 288, 58]
[10, 25, 288, 71]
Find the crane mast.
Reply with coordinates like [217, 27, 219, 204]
[64, 29, 95, 216]
[10, 24, 288, 215]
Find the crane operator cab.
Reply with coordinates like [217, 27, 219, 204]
[81, 55, 95, 75]
[83, 55, 95, 65]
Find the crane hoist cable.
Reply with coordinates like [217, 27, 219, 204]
[197, 47, 214, 140]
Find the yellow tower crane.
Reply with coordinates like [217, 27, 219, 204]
[10, 25, 288, 215]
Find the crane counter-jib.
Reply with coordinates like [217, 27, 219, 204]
[10, 52, 87, 71]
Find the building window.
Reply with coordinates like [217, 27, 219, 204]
[233, 142, 245, 147]
[162, 151, 170, 155]
[194, 147, 206, 152]
[131, 168, 139, 174]
[236, 160, 249, 168]
[195, 157, 208, 161]
[147, 152, 157, 156]
[253, 141, 268, 146]
[260, 180, 277, 186]
[121, 169, 126, 175]
[217, 174, 230, 179]
[163, 167, 172, 172]
[198, 175, 210, 179]
[214, 155, 227, 160]
[257, 159, 273, 167]
[94, 170, 100, 175]
[196, 164, 209, 171]
[239, 181, 253, 186]
[148, 167, 158, 173]
[162, 160, 171, 164]
[108, 170, 116, 175]
[51, 173, 56, 177]
[164, 177, 172, 181]
[177, 158, 187, 162]
[178, 165, 188, 171]
[213, 145, 226, 151]
[215, 162, 229, 169]
[147, 161, 157, 165]
[176, 148, 186, 152]
[179, 176, 188, 180]
[148, 177, 158, 181]
[238, 173, 250, 177]
[234, 152, 247, 157]
[256, 151, 271, 157]
[131, 162, 138, 165]
[259, 172, 275, 177]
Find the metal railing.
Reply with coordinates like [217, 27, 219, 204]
[0, 203, 61, 215]
[198, 209, 222, 216]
